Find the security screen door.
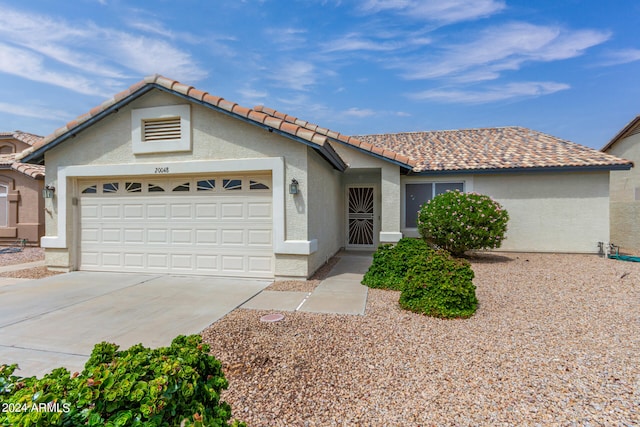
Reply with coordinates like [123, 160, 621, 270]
[347, 186, 375, 247]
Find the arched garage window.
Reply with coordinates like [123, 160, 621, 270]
[0, 184, 7, 227]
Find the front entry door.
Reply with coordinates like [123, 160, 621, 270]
[347, 186, 375, 248]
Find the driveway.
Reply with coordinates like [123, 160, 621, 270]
[0, 272, 270, 378]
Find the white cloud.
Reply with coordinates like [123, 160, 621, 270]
[0, 4, 207, 94]
[270, 60, 317, 90]
[400, 22, 610, 82]
[0, 101, 71, 121]
[598, 48, 640, 66]
[322, 33, 407, 53]
[359, 0, 506, 23]
[410, 81, 570, 103]
[0, 43, 109, 96]
[344, 107, 376, 117]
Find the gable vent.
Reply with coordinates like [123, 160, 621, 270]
[143, 117, 181, 142]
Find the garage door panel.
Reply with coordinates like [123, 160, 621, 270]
[248, 202, 272, 219]
[171, 229, 192, 244]
[79, 176, 273, 278]
[124, 253, 144, 268]
[124, 204, 144, 219]
[221, 256, 244, 272]
[221, 203, 243, 218]
[148, 229, 169, 244]
[195, 203, 217, 218]
[170, 254, 193, 269]
[101, 228, 121, 243]
[81, 227, 100, 244]
[101, 253, 122, 267]
[101, 205, 121, 219]
[221, 229, 245, 245]
[170, 204, 192, 218]
[124, 228, 144, 243]
[148, 253, 169, 268]
[147, 204, 168, 219]
[81, 204, 99, 218]
[196, 229, 217, 244]
[248, 229, 272, 245]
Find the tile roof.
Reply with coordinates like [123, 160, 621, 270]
[19, 75, 350, 170]
[0, 130, 43, 146]
[0, 153, 45, 179]
[356, 127, 633, 173]
[254, 106, 417, 168]
[16, 74, 630, 174]
[0, 132, 45, 179]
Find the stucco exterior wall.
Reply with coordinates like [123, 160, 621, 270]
[401, 171, 609, 253]
[307, 149, 343, 274]
[0, 171, 44, 244]
[0, 137, 44, 245]
[605, 133, 640, 254]
[43, 89, 315, 275]
[473, 171, 609, 253]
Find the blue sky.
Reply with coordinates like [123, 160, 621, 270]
[0, 0, 639, 149]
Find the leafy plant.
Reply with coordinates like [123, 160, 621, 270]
[399, 249, 477, 318]
[417, 190, 509, 257]
[361, 238, 432, 290]
[0, 335, 245, 427]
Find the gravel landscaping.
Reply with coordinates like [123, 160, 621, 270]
[202, 253, 640, 426]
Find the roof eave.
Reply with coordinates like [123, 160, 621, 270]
[23, 82, 348, 172]
[21, 84, 157, 165]
[601, 115, 640, 152]
[409, 163, 634, 175]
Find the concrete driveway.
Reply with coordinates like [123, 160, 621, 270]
[0, 272, 270, 378]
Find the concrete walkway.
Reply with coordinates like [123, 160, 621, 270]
[241, 251, 372, 315]
[0, 260, 45, 287]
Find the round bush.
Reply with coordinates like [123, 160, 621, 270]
[417, 190, 509, 256]
[399, 250, 477, 318]
[362, 238, 432, 290]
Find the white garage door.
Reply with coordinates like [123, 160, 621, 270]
[78, 175, 273, 278]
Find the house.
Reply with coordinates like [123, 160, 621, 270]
[19, 75, 632, 279]
[602, 116, 639, 254]
[0, 131, 45, 245]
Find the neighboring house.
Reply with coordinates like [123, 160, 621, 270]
[0, 131, 45, 245]
[602, 116, 639, 254]
[19, 75, 631, 279]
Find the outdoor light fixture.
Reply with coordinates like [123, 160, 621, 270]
[42, 184, 55, 199]
[289, 178, 299, 195]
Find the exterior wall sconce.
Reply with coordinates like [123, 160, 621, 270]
[42, 184, 55, 199]
[289, 178, 299, 195]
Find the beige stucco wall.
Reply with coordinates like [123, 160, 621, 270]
[401, 171, 610, 253]
[605, 133, 640, 254]
[43, 89, 315, 275]
[473, 171, 610, 253]
[0, 137, 44, 245]
[307, 149, 343, 274]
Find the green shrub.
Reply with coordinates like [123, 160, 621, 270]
[399, 250, 477, 318]
[417, 190, 509, 257]
[362, 238, 432, 290]
[0, 335, 245, 427]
